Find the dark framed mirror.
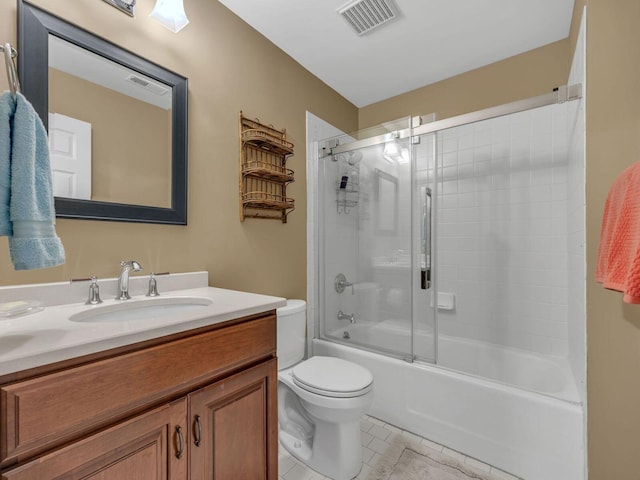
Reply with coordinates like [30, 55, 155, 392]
[18, 1, 188, 224]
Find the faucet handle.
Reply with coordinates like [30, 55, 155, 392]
[335, 273, 355, 295]
[146, 272, 169, 297]
[146, 274, 159, 297]
[87, 277, 103, 305]
[70, 276, 103, 305]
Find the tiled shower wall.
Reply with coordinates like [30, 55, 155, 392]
[432, 104, 573, 356]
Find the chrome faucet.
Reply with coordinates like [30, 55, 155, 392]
[116, 260, 142, 300]
[337, 310, 355, 323]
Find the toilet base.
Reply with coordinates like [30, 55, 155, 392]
[277, 361, 373, 480]
[279, 419, 365, 480]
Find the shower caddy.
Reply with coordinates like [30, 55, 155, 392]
[239, 112, 295, 223]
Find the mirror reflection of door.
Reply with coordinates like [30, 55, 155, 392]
[48, 113, 92, 200]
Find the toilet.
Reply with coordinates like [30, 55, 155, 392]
[277, 300, 374, 480]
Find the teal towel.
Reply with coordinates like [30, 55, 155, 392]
[7, 93, 65, 270]
[0, 92, 14, 236]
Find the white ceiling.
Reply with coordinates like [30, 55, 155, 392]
[218, 0, 575, 107]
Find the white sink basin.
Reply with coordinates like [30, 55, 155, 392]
[70, 297, 213, 323]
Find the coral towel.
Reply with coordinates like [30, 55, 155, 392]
[596, 162, 640, 303]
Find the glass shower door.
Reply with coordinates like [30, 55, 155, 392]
[319, 124, 421, 360]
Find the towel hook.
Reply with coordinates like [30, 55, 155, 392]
[1, 43, 20, 98]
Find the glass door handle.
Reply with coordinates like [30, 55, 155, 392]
[421, 187, 432, 290]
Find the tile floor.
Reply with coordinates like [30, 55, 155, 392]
[278, 414, 521, 480]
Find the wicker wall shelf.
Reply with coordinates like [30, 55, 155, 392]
[239, 112, 295, 223]
[241, 130, 294, 156]
[242, 160, 294, 183]
[242, 192, 295, 209]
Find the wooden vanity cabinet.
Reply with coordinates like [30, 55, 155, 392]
[0, 312, 278, 480]
[2, 398, 188, 480]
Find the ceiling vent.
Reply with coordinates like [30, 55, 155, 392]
[338, 0, 398, 36]
[126, 74, 169, 96]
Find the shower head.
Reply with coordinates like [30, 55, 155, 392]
[347, 151, 363, 165]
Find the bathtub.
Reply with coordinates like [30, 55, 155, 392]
[328, 321, 580, 402]
[314, 325, 585, 480]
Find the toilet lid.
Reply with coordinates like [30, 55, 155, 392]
[292, 356, 373, 398]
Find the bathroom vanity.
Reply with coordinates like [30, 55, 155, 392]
[0, 273, 284, 479]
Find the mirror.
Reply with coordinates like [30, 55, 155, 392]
[18, 1, 188, 224]
[374, 168, 397, 234]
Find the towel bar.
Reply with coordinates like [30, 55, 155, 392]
[1, 43, 20, 97]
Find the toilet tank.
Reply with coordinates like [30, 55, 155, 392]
[277, 299, 306, 370]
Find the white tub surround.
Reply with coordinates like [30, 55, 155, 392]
[0, 272, 285, 376]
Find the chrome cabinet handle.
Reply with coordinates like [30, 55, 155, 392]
[175, 426, 184, 459]
[194, 414, 202, 447]
[421, 187, 432, 290]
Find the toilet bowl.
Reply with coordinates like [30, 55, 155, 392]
[277, 300, 374, 480]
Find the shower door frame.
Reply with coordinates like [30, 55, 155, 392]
[327, 85, 582, 157]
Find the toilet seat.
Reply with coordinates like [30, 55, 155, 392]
[291, 356, 373, 398]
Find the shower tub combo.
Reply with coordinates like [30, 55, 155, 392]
[308, 82, 586, 480]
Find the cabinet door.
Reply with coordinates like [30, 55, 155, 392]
[189, 359, 277, 480]
[1, 398, 188, 480]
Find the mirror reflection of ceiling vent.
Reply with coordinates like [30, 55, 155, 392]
[338, 0, 398, 36]
[126, 74, 169, 96]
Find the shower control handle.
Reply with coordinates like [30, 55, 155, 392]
[335, 273, 354, 294]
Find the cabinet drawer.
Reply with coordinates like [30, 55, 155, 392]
[0, 314, 275, 467]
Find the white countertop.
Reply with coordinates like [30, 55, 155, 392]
[0, 278, 286, 377]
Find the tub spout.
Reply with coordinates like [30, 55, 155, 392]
[337, 311, 355, 323]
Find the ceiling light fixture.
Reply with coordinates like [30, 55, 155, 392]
[102, 0, 136, 17]
[383, 140, 400, 164]
[382, 132, 409, 165]
[149, 0, 190, 33]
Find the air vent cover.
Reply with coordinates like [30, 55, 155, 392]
[126, 74, 170, 96]
[338, 0, 397, 36]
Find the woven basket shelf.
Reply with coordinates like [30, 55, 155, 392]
[242, 129, 294, 155]
[242, 161, 294, 182]
[242, 117, 290, 139]
[239, 111, 295, 223]
[242, 192, 295, 210]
